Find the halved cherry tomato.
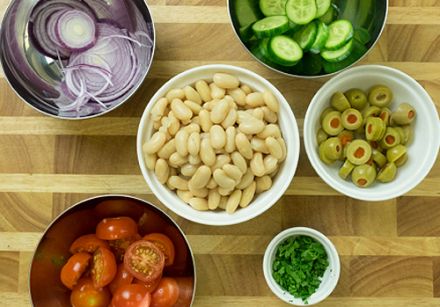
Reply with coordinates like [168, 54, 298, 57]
[96, 217, 138, 240]
[134, 275, 162, 293]
[174, 277, 194, 307]
[60, 252, 91, 289]
[109, 263, 134, 294]
[124, 241, 165, 283]
[91, 247, 117, 288]
[70, 277, 111, 307]
[111, 284, 151, 307]
[143, 233, 175, 266]
[70, 234, 109, 254]
[151, 277, 179, 307]
[109, 234, 141, 262]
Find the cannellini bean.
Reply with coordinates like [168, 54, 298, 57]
[188, 132, 200, 156]
[183, 123, 200, 134]
[218, 186, 234, 196]
[167, 115, 180, 136]
[264, 155, 278, 174]
[184, 85, 202, 104]
[143, 131, 166, 154]
[175, 130, 189, 156]
[200, 138, 216, 166]
[209, 82, 226, 99]
[151, 98, 169, 121]
[184, 100, 202, 115]
[181, 163, 198, 177]
[210, 99, 230, 124]
[144, 153, 157, 170]
[225, 127, 236, 153]
[204, 99, 220, 111]
[262, 106, 278, 123]
[213, 73, 240, 89]
[227, 88, 246, 106]
[211, 154, 231, 172]
[250, 152, 265, 177]
[218, 196, 228, 210]
[155, 159, 169, 184]
[188, 154, 201, 165]
[153, 120, 161, 130]
[199, 109, 212, 132]
[226, 190, 242, 214]
[158, 139, 176, 159]
[177, 190, 193, 203]
[171, 99, 193, 122]
[208, 189, 221, 210]
[188, 197, 209, 211]
[166, 88, 185, 101]
[263, 90, 279, 113]
[189, 165, 212, 189]
[213, 169, 236, 189]
[251, 137, 270, 154]
[210, 125, 226, 149]
[189, 185, 209, 198]
[200, 132, 210, 140]
[224, 95, 236, 108]
[221, 108, 237, 129]
[256, 176, 272, 193]
[278, 137, 287, 162]
[265, 137, 283, 160]
[231, 151, 247, 173]
[239, 118, 265, 135]
[223, 164, 242, 183]
[168, 176, 189, 190]
[269, 165, 280, 178]
[240, 84, 252, 95]
[235, 133, 253, 160]
[169, 152, 188, 167]
[240, 181, 256, 208]
[192, 116, 201, 126]
[257, 124, 281, 139]
[195, 80, 212, 102]
[245, 92, 264, 107]
[252, 108, 264, 120]
[206, 178, 218, 189]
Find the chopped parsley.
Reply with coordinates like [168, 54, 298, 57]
[272, 235, 329, 303]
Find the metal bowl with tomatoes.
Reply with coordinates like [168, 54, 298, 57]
[29, 195, 196, 307]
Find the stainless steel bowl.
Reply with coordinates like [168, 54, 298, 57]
[0, 0, 155, 119]
[227, 0, 388, 78]
[29, 195, 196, 306]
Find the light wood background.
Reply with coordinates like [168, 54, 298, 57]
[0, 0, 439, 306]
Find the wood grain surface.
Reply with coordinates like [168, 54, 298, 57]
[0, 0, 440, 306]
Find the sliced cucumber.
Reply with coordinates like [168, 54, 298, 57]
[324, 19, 354, 50]
[322, 39, 367, 73]
[268, 35, 303, 66]
[252, 16, 289, 38]
[293, 22, 317, 51]
[234, 0, 262, 27]
[259, 0, 288, 16]
[315, 0, 331, 18]
[251, 38, 285, 70]
[309, 21, 329, 54]
[285, 0, 317, 25]
[319, 3, 338, 24]
[239, 23, 255, 42]
[321, 39, 353, 62]
[353, 27, 371, 45]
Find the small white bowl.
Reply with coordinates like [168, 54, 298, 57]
[263, 227, 340, 306]
[304, 65, 440, 201]
[137, 64, 300, 225]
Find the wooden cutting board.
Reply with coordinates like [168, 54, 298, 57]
[0, 0, 439, 306]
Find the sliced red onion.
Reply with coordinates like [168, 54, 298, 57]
[55, 10, 97, 52]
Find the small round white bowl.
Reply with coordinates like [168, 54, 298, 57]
[304, 65, 440, 201]
[263, 227, 340, 306]
[137, 64, 300, 225]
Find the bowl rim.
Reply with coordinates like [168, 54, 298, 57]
[262, 227, 341, 306]
[226, 0, 389, 79]
[303, 64, 440, 201]
[0, 0, 156, 120]
[136, 63, 300, 226]
[28, 194, 197, 306]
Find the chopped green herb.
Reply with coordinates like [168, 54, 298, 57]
[272, 235, 329, 303]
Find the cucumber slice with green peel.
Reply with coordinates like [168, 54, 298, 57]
[252, 16, 290, 38]
[309, 21, 329, 54]
[259, 0, 288, 16]
[285, 0, 317, 25]
[353, 27, 371, 45]
[268, 35, 303, 66]
[315, 0, 331, 18]
[293, 22, 317, 51]
[319, 3, 338, 24]
[325, 19, 354, 50]
[321, 39, 353, 62]
[250, 38, 285, 69]
[322, 39, 367, 73]
[234, 0, 263, 27]
[239, 23, 255, 42]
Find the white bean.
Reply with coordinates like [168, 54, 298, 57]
[166, 88, 185, 102]
[157, 139, 176, 159]
[252, 108, 265, 120]
[213, 73, 240, 89]
[213, 169, 236, 189]
[251, 137, 270, 154]
[195, 80, 212, 102]
[184, 85, 202, 105]
[209, 82, 226, 99]
[278, 137, 287, 162]
[183, 123, 200, 134]
[256, 176, 272, 193]
[199, 109, 212, 132]
[210, 125, 226, 149]
[225, 127, 236, 153]
[188, 197, 209, 211]
[171, 98, 193, 122]
[226, 190, 242, 214]
[223, 164, 242, 183]
[189, 185, 209, 198]
[236, 169, 255, 190]
[235, 133, 253, 160]
[206, 178, 218, 189]
[208, 189, 221, 210]
[227, 88, 246, 106]
[189, 165, 212, 189]
[239, 118, 265, 135]
[218, 186, 234, 196]
[257, 124, 282, 139]
[184, 100, 202, 115]
[144, 153, 157, 170]
[169, 152, 188, 167]
[221, 108, 237, 129]
[151, 97, 169, 121]
[143, 131, 166, 154]
[167, 115, 180, 136]
[210, 99, 230, 124]
[200, 138, 216, 166]
[263, 90, 279, 113]
[240, 181, 256, 208]
[250, 152, 265, 177]
[265, 137, 283, 160]
[175, 130, 189, 156]
[177, 190, 193, 203]
[188, 132, 200, 156]
[241, 84, 252, 94]
[211, 154, 231, 172]
[264, 155, 278, 174]
[231, 151, 247, 173]
[245, 92, 264, 107]
[168, 176, 189, 190]
[180, 163, 198, 177]
[218, 196, 228, 210]
[188, 154, 201, 165]
[155, 159, 169, 184]
[262, 106, 278, 123]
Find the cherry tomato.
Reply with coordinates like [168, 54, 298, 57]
[174, 277, 194, 307]
[151, 277, 179, 307]
[91, 247, 117, 288]
[109, 234, 142, 262]
[60, 252, 91, 289]
[70, 234, 109, 254]
[70, 277, 111, 307]
[96, 217, 138, 240]
[109, 263, 134, 294]
[143, 233, 175, 266]
[124, 241, 165, 283]
[134, 275, 162, 293]
[111, 284, 151, 307]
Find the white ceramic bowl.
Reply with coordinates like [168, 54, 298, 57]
[137, 64, 300, 225]
[304, 65, 440, 201]
[263, 227, 340, 306]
